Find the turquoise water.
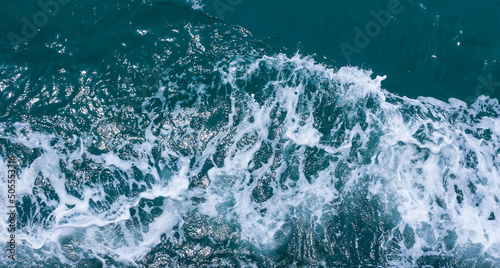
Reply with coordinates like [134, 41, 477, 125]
[0, 0, 499, 267]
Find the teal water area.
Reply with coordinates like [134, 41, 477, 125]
[0, 0, 499, 267]
[2, 0, 500, 105]
[201, 0, 500, 102]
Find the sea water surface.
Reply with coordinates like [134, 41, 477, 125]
[0, 0, 499, 267]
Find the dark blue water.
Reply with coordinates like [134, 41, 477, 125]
[1, 0, 499, 267]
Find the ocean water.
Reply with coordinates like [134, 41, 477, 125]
[0, 0, 499, 267]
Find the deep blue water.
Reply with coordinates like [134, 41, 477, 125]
[0, 0, 500, 267]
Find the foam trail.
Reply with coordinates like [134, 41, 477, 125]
[0, 52, 499, 266]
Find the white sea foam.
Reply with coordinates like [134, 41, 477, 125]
[0, 53, 499, 266]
